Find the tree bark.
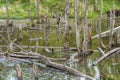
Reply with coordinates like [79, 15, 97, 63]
[35, 0, 39, 24]
[75, 0, 80, 54]
[109, 6, 115, 49]
[83, 0, 88, 76]
[64, 0, 70, 62]
[94, 0, 98, 11]
[6, 0, 11, 42]
[98, 0, 106, 49]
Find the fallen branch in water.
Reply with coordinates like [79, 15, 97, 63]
[92, 26, 120, 39]
[93, 47, 120, 66]
[0, 52, 93, 79]
[97, 47, 105, 55]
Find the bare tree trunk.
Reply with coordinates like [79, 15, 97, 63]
[83, 0, 88, 77]
[45, 17, 50, 46]
[16, 64, 23, 80]
[98, 1, 105, 78]
[33, 64, 38, 80]
[57, 15, 61, 39]
[28, 9, 35, 52]
[109, 6, 115, 49]
[75, 0, 81, 80]
[6, 0, 10, 42]
[98, 0, 105, 49]
[6, 0, 9, 20]
[109, 10, 113, 48]
[83, 0, 88, 52]
[64, 0, 70, 79]
[64, 0, 70, 63]
[28, 9, 35, 28]
[94, 0, 98, 11]
[35, 39, 39, 52]
[35, 0, 40, 52]
[75, 0, 80, 54]
[18, 26, 23, 46]
[35, 0, 40, 24]
[98, 0, 102, 47]
[88, 24, 92, 49]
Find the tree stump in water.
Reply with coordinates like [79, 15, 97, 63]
[33, 64, 38, 80]
[15, 64, 23, 80]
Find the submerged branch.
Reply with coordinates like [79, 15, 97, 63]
[0, 51, 93, 79]
[93, 47, 120, 66]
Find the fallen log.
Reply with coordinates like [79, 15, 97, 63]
[93, 47, 120, 66]
[0, 52, 93, 79]
[92, 26, 120, 39]
[23, 52, 93, 79]
[47, 61, 93, 79]
[13, 52, 66, 61]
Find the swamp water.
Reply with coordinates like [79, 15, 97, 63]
[1, 55, 119, 80]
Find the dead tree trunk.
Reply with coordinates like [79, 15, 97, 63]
[28, 8, 35, 39]
[44, 17, 51, 52]
[109, 7, 115, 49]
[75, 0, 81, 75]
[98, 0, 106, 78]
[98, 0, 105, 49]
[18, 25, 23, 46]
[16, 64, 23, 80]
[45, 17, 50, 46]
[6, 0, 9, 19]
[28, 9, 35, 52]
[75, 0, 80, 55]
[57, 15, 61, 39]
[6, 0, 10, 42]
[64, 0, 70, 63]
[88, 24, 92, 49]
[35, 0, 39, 24]
[94, 0, 98, 11]
[32, 0, 40, 52]
[83, 0, 89, 76]
[33, 64, 38, 80]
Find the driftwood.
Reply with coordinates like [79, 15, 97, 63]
[93, 47, 120, 66]
[0, 52, 93, 79]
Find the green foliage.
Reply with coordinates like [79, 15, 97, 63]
[0, 0, 120, 19]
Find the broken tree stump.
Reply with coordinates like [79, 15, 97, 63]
[33, 64, 38, 80]
[15, 64, 23, 80]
